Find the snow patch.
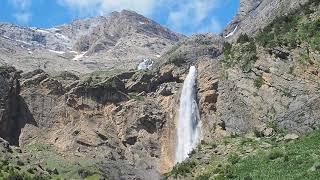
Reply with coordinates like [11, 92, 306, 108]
[156, 55, 161, 58]
[225, 25, 238, 38]
[49, 49, 65, 54]
[55, 33, 70, 41]
[139, 21, 146, 25]
[16, 39, 32, 46]
[138, 59, 153, 70]
[36, 29, 50, 34]
[69, 51, 78, 54]
[73, 52, 87, 61]
[49, 28, 60, 31]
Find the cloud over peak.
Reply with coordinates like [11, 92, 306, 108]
[57, 0, 227, 34]
[7, 0, 32, 24]
[5, 0, 238, 34]
[57, 0, 160, 16]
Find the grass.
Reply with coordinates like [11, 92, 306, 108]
[22, 142, 103, 180]
[128, 92, 145, 101]
[165, 129, 320, 180]
[26, 143, 51, 152]
[230, 130, 320, 179]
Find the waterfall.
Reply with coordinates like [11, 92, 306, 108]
[175, 66, 201, 163]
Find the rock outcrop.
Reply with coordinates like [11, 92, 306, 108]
[0, 67, 35, 145]
[223, 0, 309, 40]
[0, 0, 319, 179]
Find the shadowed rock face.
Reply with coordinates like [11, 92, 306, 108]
[0, 67, 36, 145]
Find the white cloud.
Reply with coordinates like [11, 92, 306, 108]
[57, 0, 160, 17]
[197, 18, 222, 34]
[14, 12, 31, 24]
[57, 0, 225, 34]
[7, 0, 32, 24]
[167, 0, 222, 34]
[10, 0, 31, 9]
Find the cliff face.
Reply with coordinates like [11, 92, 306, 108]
[165, 0, 320, 178]
[217, 0, 320, 135]
[223, 0, 309, 40]
[0, 0, 319, 179]
[0, 67, 35, 145]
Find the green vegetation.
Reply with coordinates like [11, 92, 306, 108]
[227, 154, 240, 165]
[54, 71, 80, 81]
[168, 52, 186, 66]
[0, 158, 49, 180]
[26, 143, 51, 152]
[4, 142, 103, 180]
[128, 92, 145, 101]
[165, 129, 320, 180]
[256, 0, 320, 51]
[231, 130, 320, 179]
[254, 75, 264, 89]
[164, 159, 197, 178]
[222, 34, 258, 72]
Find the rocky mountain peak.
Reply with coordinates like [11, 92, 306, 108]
[0, 10, 184, 73]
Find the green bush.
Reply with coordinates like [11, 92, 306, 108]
[268, 149, 284, 160]
[222, 39, 258, 72]
[256, 2, 320, 52]
[228, 154, 241, 164]
[254, 75, 264, 89]
[168, 53, 186, 66]
[164, 159, 197, 178]
[237, 34, 252, 44]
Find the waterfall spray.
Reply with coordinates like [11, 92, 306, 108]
[175, 66, 201, 163]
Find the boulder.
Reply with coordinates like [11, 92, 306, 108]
[284, 134, 299, 141]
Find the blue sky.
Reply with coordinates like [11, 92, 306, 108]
[0, 0, 239, 35]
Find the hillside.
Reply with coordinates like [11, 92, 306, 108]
[0, 0, 319, 179]
[166, 0, 320, 179]
[0, 10, 183, 73]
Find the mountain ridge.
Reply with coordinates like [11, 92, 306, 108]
[0, 10, 184, 74]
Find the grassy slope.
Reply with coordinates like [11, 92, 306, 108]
[232, 130, 320, 180]
[0, 142, 102, 180]
[165, 130, 320, 180]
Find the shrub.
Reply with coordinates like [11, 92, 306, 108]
[256, 2, 320, 52]
[221, 39, 258, 72]
[164, 160, 197, 178]
[237, 34, 251, 44]
[254, 75, 264, 89]
[228, 153, 241, 164]
[268, 149, 284, 160]
[168, 53, 186, 66]
[254, 128, 264, 138]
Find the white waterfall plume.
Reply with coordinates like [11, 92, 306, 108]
[225, 25, 238, 38]
[175, 66, 201, 163]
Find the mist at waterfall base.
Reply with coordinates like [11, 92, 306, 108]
[175, 66, 201, 163]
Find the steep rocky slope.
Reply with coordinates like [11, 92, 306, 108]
[0, 67, 36, 145]
[223, 0, 309, 40]
[0, 10, 183, 73]
[0, 0, 319, 179]
[166, 0, 320, 179]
